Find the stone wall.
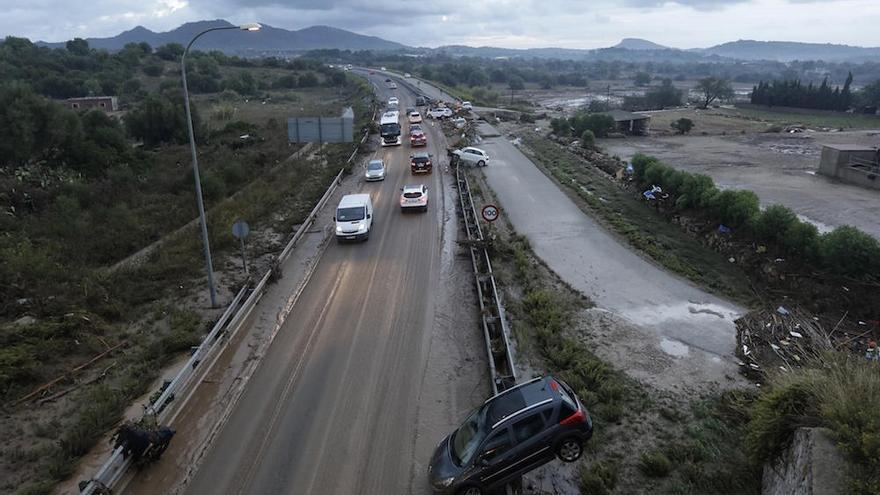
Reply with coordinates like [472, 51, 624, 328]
[762, 427, 846, 495]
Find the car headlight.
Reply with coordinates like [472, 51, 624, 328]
[335, 225, 343, 233]
[434, 477, 455, 489]
[358, 223, 368, 232]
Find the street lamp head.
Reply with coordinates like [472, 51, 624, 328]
[240, 23, 262, 31]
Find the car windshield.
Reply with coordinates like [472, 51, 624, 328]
[367, 161, 383, 171]
[336, 206, 365, 221]
[451, 407, 487, 466]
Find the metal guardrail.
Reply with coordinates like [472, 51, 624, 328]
[455, 165, 517, 395]
[80, 108, 376, 495]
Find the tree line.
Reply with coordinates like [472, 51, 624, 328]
[750, 73, 855, 111]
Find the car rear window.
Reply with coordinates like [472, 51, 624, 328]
[412, 155, 429, 163]
[556, 380, 579, 415]
[403, 192, 422, 199]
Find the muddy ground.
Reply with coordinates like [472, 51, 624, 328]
[602, 129, 880, 239]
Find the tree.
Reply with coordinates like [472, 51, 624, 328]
[696, 77, 734, 108]
[297, 72, 319, 87]
[468, 70, 488, 87]
[125, 92, 194, 146]
[508, 75, 525, 104]
[645, 79, 682, 109]
[859, 80, 880, 109]
[66, 38, 90, 56]
[580, 130, 596, 149]
[634, 72, 651, 87]
[155, 43, 184, 61]
[670, 118, 694, 135]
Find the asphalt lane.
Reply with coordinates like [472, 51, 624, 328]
[184, 75, 453, 495]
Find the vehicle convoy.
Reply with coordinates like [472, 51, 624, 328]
[400, 184, 429, 212]
[452, 147, 490, 167]
[411, 152, 433, 174]
[410, 127, 427, 147]
[380, 110, 402, 146]
[365, 159, 386, 181]
[334, 194, 373, 242]
[428, 376, 593, 495]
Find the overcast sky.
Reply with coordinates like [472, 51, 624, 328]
[3, 0, 878, 48]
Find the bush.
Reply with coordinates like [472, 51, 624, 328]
[639, 451, 673, 477]
[579, 461, 618, 495]
[754, 204, 798, 247]
[630, 153, 659, 181]
[671, 117, 694, 134]
[711, 189, 760, 229]
[580, 130, 596, 149]
[820, 225, 880, 278]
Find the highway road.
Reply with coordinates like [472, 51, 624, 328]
[169, 73, 488, 495]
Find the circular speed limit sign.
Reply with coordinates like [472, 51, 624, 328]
[481, 204, 500, 222]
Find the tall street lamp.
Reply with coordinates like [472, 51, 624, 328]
[181, 22, 261, 307]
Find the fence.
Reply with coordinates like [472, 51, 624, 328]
[79, 107, 375, 494]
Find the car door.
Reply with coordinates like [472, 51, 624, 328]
[506, 411, 555, 477]
[472, 426, 516, 488]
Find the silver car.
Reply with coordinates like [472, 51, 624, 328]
[365, 159, 386, 181]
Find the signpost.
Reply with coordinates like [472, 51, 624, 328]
[231, 220, 250, 275]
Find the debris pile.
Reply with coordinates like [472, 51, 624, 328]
[735, 306, 833, 379]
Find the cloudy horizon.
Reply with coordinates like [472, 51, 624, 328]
[2, 0, 878, 49]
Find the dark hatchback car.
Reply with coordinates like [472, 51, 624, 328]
[428, 376, 592, 495]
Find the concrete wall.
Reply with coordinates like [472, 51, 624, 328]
[818, 146, 880, 190]
[762, 427, 846, 495]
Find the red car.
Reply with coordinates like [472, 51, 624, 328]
[410, 129, 427, 146]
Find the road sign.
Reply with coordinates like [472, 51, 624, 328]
[232, 220, 250, 239]
[232, 220, 250, 275]
[482, 204, 500, 222]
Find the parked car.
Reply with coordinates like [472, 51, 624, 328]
[461, 101, 473, 111]
[381, 66, 387, 71]
[410, 129, 427, 147]
[410, 152, 433, 174]
[452, 117, 467, 129]
[404, 73, 412, 78]
[428, 107, 454, 119]
[409, 111, 423, 124]
[400, 184, 428, 212]
[334, 194, 373, 242]
[428, 376, 592, 495]
[452, 147, 490, 167]
[364, 159, 386, 182]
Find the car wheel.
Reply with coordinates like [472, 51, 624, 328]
[457, 486, 482, 495]
[477, 160, 485, 167]
[556, 437, 583, 462]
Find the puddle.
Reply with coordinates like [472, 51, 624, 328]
[660, 338, 690, 357]
[625, 301, 735, 327]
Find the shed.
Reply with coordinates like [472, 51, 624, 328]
[818, 144, 880, 190]
[604, 109, 651, 135]
[65, 96, 118, 112]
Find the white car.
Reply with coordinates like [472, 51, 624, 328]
[461, 101, 473, 110]
[365, 159, 386, 182]
[404, 73, 412, 78]
[452, 147, 490, 167]
[409, 111, 422, 124]
[452, 117, 467, 128]
[381, 66, 387, 71]
[400, 184, 429, 212]
[427, 107, 453, 119]
[388, 96, 399, 107]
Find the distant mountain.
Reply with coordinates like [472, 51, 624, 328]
[700, 40, 880, 62]
[613, 38, 669, 51]
[37, 20, 406, 55]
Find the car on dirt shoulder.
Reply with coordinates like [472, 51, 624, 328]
[452, 147, 489, 167]
[428, 376, 593, 495]
[400, 184, 429, 212]
[410, 152, 433, 174]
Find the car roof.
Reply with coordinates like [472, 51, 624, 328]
[402, 184, 425, 192]
[338, 193, 371, 208]
[368, 159, 384, 165]
[465, 147, 485, 153]
[485, 377, 558, 428]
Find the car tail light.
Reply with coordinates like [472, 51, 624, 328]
[560, 408, 585, 426]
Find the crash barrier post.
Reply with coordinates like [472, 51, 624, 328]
[80, 112, 375, 494]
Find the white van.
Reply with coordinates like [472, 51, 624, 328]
[334, 194, 373, 242]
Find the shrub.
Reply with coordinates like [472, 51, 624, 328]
[783, 221, 820, 261]
[711, 189, 760, 229]
[630, 153, 659, 181]
[671, 117, 694, 134]
[754, 204, 798, 247]
[639, 451, 673, 477]
[820, 225, 880, 278]
[580, 130, 596, 149]
[579, 461, 618, 495]
[676, 173, 717, 210]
